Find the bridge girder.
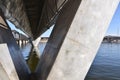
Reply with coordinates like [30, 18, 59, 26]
[0, 0, 68, 39]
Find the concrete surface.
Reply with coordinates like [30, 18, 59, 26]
[0, 10, 30, 80]
[0, 44, 19, 80]
[47, 0, 119, 80]
[35, 0, 82, 80]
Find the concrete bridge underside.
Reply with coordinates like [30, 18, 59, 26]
[0, 0, 68, 39]
[0, 0, 119, 80]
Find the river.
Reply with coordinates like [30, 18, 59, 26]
[85, 43, 120, 80]
[21, 42, 120, 80]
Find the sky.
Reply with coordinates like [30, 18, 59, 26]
[106, 3, 120, 36]
[7, 3, 120, 37]
[7, 20, 27, 36]
[7, 20, 54, 37]
[41, 25, 54, 37]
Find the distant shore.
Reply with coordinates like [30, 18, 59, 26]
[103, 35, 120, 43]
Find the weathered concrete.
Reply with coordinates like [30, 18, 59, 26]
[0, 9, 30, 80]
[0, 44, 19, 80]
[0, 65, 10, 80]
[0, 0, 32, 37]
[35, 0, 82, 80]
[0, 0, 70, 39]
[47, 0, 119, 80]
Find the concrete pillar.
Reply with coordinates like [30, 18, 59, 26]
[19, 39, 22, 48]
[47, 0, 119, 80]
[35, 0, 82, 80]
[0, 44, 19, 80]
[36, 0, 119, 80]
[0, 9, 30, 80]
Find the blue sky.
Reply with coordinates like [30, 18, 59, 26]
[41, 25, 54, 37]
[7, 20, 53, 37]
[7, 20, 27, 36]
[7, 3, 120, 37]
[106, 3, 120, 36]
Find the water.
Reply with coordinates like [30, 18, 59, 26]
[21, 43, 32, 60]
[85, 43, 120, 80]
[21, 43, 120, 80]
[21, 42, 46, 60]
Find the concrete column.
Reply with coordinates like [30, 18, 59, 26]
[47, 0, 119, 80]
[0, 44, 19, 80]
[0, 9, 30, 80]
[35, 0, 82, 80]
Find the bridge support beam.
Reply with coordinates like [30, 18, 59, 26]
[36, 0, 119, 80]
[0, 9, 30, 80]
[0, 44, 19, 80]
[35, 0, 82, 79]
[47, 0, 119, 80]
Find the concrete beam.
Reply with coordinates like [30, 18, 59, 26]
[35, 0, 82, 80]
[47, 0, 119, 80]
[0, 9, 30, 80]
[57, 0, 68, 9]
[0, 44, 19, 80]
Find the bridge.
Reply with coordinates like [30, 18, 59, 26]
[103, 36, 120, 43]
[0, 0, 119, 80]
[12, 30, 29, 47]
